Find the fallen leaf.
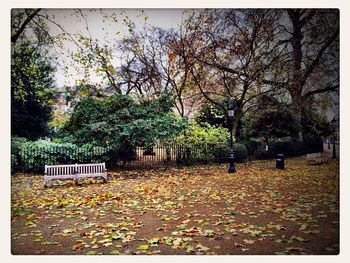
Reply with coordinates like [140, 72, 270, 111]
[138, 244, 149, 251]
[85, 251, 97, 255]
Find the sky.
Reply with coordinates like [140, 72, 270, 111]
[43, 9, 185, 87]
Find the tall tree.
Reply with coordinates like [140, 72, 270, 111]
[182, 9, 286, 137]
[274, 9, 339, 141]
[118, 27, 164, 96]
[161, 24, 203, 117]
[118, 25, 202, 117]
[11, 41, 56, 139]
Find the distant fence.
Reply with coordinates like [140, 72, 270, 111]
[12, 140, 324, 174]
[120, 143, 235, 168]
[250, 141, 324, 160]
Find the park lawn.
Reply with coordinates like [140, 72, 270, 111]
[11, 157, 339, 255]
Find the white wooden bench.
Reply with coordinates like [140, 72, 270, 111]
[306, 152, 331, 165]
[44, 162, 107, 187]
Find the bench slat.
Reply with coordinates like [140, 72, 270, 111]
[44, 162, 107, 187]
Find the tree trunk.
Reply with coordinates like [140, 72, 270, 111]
[288, 10, 304, 142]
[290, 91, 304, 142]
[232, 108, 242, 142]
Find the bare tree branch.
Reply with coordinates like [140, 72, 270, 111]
[11, 9, 42, 43]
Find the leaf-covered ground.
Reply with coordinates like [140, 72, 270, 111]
[11, 158, 339, 255]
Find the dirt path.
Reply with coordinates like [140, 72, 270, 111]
[11, 158, 339, 255]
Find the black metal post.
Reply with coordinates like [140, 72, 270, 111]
[276, 153, 285, 169]
[331, 118, 337, 159]
[228, 126, 236, 173]
[332, 133, 336, 159]
[228, 99, 236, 173]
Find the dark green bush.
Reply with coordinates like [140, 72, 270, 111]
[208, 143, 228, 161]
[209, 143, 247, 162]
[61, 93, 188, 149]
[254, 147, 274, 159]
[244, 136, 323, 159]
[18, 140, 109, 173]
[173, 122, 233, 164]
[11, 136, 28, 174]
[232, 143, 248, 161]
[270, 137, 292, 153]
[244, 137, 291, 160]
[245, 138, 262, 156]
[11, 154, 18, 175]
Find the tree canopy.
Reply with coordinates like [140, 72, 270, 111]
[11, 41, 56, 139]
[61, 93, 188, 149]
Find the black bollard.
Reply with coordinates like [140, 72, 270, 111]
[276, 153, 285, 169]
[228, 149, 236, 173]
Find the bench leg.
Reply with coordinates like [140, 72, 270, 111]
[44, 177, 49, 188]
[102, 176, 107, 183]
[101, 174, 108, 183]
[44, 180, 53, 188]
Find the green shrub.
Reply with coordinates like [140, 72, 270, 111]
[11, 136, 28, 152]
[11, 154, 18, 175]
[244, 137, 318, 159]
[245, 138, 262, 156]
[208, 143, 229, 161]
[250, 137, 291, 158]
[18, 140, 109, 172]
[11, 136, 28, 174]
[174, 122, 226, 164]
[61, 93, 188, 149]
[209, 143, 247, 162]
[270, 137, 292, 153]
[174, 123, 247, 163]
[254, 146, 273, 159]
[175, 122, 228, 145]
[232, 143, 248, 161]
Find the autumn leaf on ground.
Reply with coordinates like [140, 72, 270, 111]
[42, 241, 62, 246]
[161, 215, 172, 221]
[196, 244, 209, 252]
[148, 237, 160, 246]
[138, 244, 149, 251]
[85, 251, 97, 255]
[284, 247, 306, 254]
[299, 223, 309, 231]
[11, 159, 339, 255]
[243, 239, 255, 244]
[291, 236, 310, 242]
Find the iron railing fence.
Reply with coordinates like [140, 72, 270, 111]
[12, 142, 231, 173]
[11, 141, 324, 173]
[250, 140, 324, 160]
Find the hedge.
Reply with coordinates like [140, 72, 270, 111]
[208, 143, 248, 162]
[245, 137, 323, 160]
[12, 138, 249, 173]
[11, 137, 28, 174]
[16, 140, 110, 173]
